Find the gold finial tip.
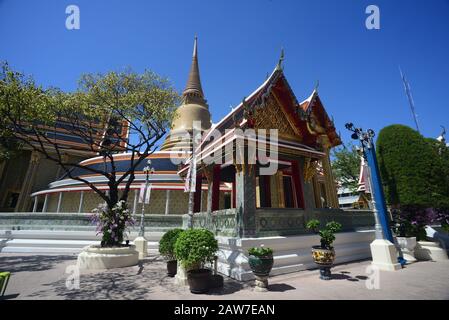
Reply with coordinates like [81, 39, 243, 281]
[193, 36, 198, 58]
[276, 47, 285, 70]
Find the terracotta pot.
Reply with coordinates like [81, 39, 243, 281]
[167, 260, 177, 277]
[248, 254, 274, 277]
[187, 269, 212, 294]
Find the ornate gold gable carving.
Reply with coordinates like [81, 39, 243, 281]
[253, 95, 301, 140]
[303, 157, 318, 183]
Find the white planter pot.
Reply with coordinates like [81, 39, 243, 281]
[396, 236, 417, 264]
[414, 241, 449, 261]
[77, 244, 139, 269]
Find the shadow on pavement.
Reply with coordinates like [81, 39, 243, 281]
[0, 255, 76, 273]
[0, 293, 20, 300]
[268, 283, 295, 292]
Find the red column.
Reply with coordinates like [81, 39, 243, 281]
[193, 174, 202, 213]
[291, 160, 305, 209]
[211, 165, 221, 211]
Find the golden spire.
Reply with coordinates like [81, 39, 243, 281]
[183, 36, 205, 100]
[160, 36, 212, 151]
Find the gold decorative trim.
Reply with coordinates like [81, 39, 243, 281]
[253, 94, 302, 140]
[303, 158, 318, 183]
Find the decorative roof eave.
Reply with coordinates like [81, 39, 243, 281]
[299, 88, 318, 112]
[177, 132, 326, 176]
[195, 67, 289, 155]
[299, 89, 342, 148]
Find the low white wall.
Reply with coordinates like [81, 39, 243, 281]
[215, 230, 376, 281]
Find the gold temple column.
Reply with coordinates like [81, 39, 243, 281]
[312, 174, 321, 208]
[267, 170, 284, 208]
[321, 149, 339, 208]
[269, 175, 279, 208]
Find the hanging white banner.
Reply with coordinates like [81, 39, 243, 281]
[138, 183, 152, 204]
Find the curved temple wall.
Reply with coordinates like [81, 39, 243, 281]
[41, 189, 210, 215]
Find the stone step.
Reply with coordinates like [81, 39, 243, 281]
[0, 237, 160, 254]
[0, 246, 160, 254]
[0, 229, 164, 241]
[2, 238, 97, 248]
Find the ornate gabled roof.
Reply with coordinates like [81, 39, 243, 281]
[299, 88, 317, 111]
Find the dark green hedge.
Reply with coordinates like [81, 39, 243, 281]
[376, 124, 449, 208]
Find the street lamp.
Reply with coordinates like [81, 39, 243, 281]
[345, 123, 401, 271]
[139, 159, 155, 237]
[345, 123, 393, 242]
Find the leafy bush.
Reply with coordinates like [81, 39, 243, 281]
[376, 125, 449, 208]
[248, 245, 273, 257]
[159, 228, 184, 260]
[306, 219, 342, 249]
[174, 228, 218, 269]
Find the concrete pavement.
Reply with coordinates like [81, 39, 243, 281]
[1, 253, 449, 300]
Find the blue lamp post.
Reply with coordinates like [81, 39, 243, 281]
[345, 123, 394, 243]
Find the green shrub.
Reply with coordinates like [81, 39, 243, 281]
[248, 246, 273, 257]
[306, 219, 342, 249]
[159, 228, 184, 260]
[173, 228, 218, 269]
[376, 125, 449, 208]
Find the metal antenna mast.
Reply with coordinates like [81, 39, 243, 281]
[399, 67, 420, 133]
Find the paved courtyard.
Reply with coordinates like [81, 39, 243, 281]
[1, 253, 449, 300]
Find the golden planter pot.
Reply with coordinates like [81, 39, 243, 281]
[311, 246, 335, 266]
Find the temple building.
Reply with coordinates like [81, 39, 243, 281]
[0, 116, 128, 213]
[13, 38, 341, 217]
[0, 38, 376, 280]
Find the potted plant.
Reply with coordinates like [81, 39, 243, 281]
[306, 219, 342, 280]
[248, 245, 274, 277]
[248, 245, 274, 292]
[159, 228, 184, 277]
[174, 228, 218, 294]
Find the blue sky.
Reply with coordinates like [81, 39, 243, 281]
[1, 0, 448, 145]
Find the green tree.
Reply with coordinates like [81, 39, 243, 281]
[425, 137, 449, 205]
[0, 61, 180, 246]
[331, 142, 360, 191]
[376, 124, 449, 208]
